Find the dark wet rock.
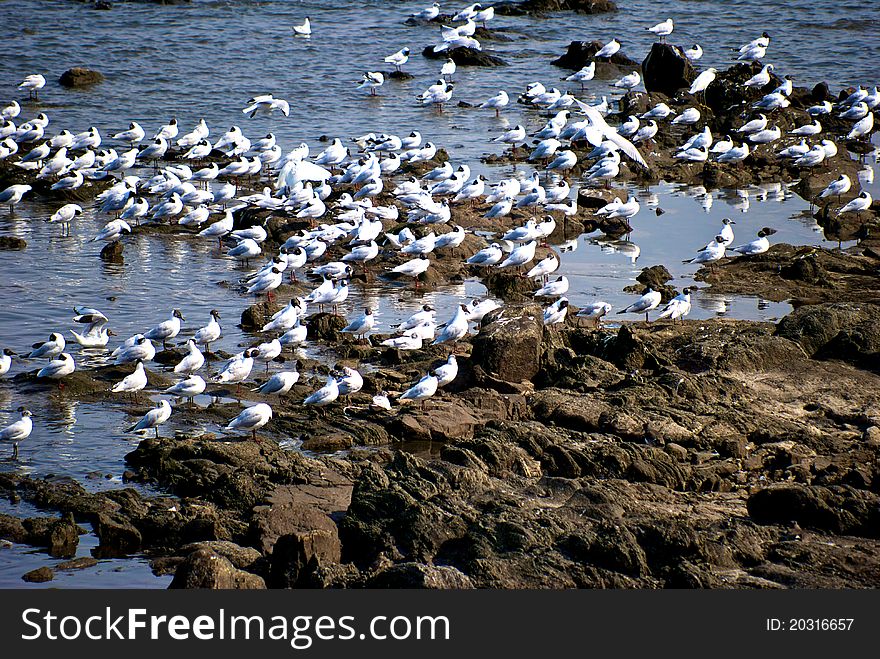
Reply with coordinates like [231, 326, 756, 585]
[481, 269, 537, 301]
[386, 70, 414, 81]
[642, 43, 697, 96]
[0, 514, 27, 543]
[179, 540, 264, 573]
[22, 566, 54, 583]
[306, 312, 347, 342]
[748, 485, 880, 537]
[470, 307, 543, 383]
[99, 240, 124, 262]
[421, 46, 507, 67]
[170, 548, 266, 589]
[47, 513, 79, 558]
[390, 401, 482, 442]
[56, 556, 99, 570]
[696, 245, 880, 305]
[59, 67, 105, 88]
[94, 512, 142, 556]
[0, 236, 27, 250]
[367, 563, 474, 588]
[240, 300, 281, 332]
[93, 1, 112, 9]
[775, 302, 880, 370]
[552, 40, 639, 78]
[495, 0, 617, 16]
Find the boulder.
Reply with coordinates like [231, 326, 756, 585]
[775, 302, 880, 369]
[421, 46, 507, 67]
[170, 548, 266, 589]
[22, 567, 54, 583]
[551, 40, 639, 77]
[59, 67, 105, 88]
[747, 485, 880, 537]
[0, 236, 26, 250]
[470, 307, 543, 383]
[367, 563, 474, 588]
[240, 300, 281, 332]
[494, 0, 617, 15]
[641, 43, 697, 96]
[99, 240, 123, 262]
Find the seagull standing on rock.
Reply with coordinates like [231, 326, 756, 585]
[646, 18, 674, 42]
[617, 288, 661, 323]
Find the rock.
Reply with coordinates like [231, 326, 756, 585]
[47, 513, 79, 558]
[641, 43, 697, 96]
[391, 401, 481, 442]
[22, 566, 54, 583]
[56, 557, 98, 570]
[551, 40, 639, 77]
[170, 548, 266, 589]
[420, 46, 507, 67]
[481, 270, 537, 301]
[254, 493, 342, 588]
[747, 485, 880, 537]
[775, 302, 880, 370]
[178, 541, 263, 572]
[495, 0, 617, 16]
[0, 236, 27, 250]
[367, 563, 474, 588]
[99, 240, 123, 262]
[59, 67, 105, 88]
[240, 300, 281, 332]
[386, 70, 414, 80]
[636, 264, 673, 290]
[470, 307, 543, 383]
[306, 312, 347, 342]
[94, 513, 142, 556]
[93, 1, 112, 9]
[0, 514, 27, 543]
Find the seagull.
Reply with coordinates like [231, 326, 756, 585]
[479, 90, 509, 117]
[242, 94, 290, 118]
[164, 374, 207, 405]
[225, 403, 273, 440]
[0, 348, 14, 377]
[565, 62, 596, 89]
[441, 58, 456, 80]
[358, 71, 385, 96]
[37, 352, 76, 380]
[214, 349, 258, 390]
[793, 144, 827, 168]
[111, 360, 148, 400]
[0, 184, 32, 215]
[253, 371, 299, 396]
[689, 68, 717, 96]
[114, 336, 156, 365]
[390, 257, 430, 283]
[819, 175, 851, 202]
[576, 302, 613, 327]
[1, 101, 20, 120]
[174, 339, 205, 374]
[29, 333, 65, 359]
[728, 228, 776, 255]
[641, 103, 673, 120]
[292, 16, 311, 36]
[303, 375, 340, 407]
[671, 107, 701, 126]
[656, 288, 692, 323]
[747, 125, 781, 144]
[646, 18, 673, 41]
[838, 191, 872, 217]
[342, 308, 374, 342]
[684, 235, 727, 264]
[685, 44, 703, 61]
[526, 252, 560, 282]
[47, 203, 83, 237]
[789, 119, 822, 136]
[614, 71, 641, 91]
[543, 298, 569, 326]
[497, 240, 537, 269]
[0, 407, 32, 459]
[492, 124, 527, 152]
[617, 288, 661, 322]
[145, 309, 184, 349]
[18, 74, 46, 100]
[716, 142, 750, 163]
[412, 2, 440, 21]
[847, 112, 874, 140]
[534, 275, 569, 298]
[385, 47, 410, 71]
[399, 373, 438, 406]
[111, 122, 145, 145]
[127, 400, 172, 438]
[70, 308, 112, 347]
[744, 64, 774, 88]
[594, 39, 621, 59]
[433, 305, 470, 347]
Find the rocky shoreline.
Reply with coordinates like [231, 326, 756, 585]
[3, 290, 880, 587]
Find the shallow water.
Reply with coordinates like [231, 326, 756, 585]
[0, 0, 878, 585]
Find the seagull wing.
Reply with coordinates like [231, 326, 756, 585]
[574, 100, 647, 169]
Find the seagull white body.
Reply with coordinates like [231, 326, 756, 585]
[685, 236, 727, 264]
[112, 361, 148, 395]
[656, 289, 692, 321]
[535, 276, 569, 298]
[293, 17, 311, 36]
[729, 230, 774, 255]
[128, 400, 172, 436]
[617, 289, 661, 320]
[433, 305, 470, 345]
[543, 298, 569, 326]
[838, 192, 872, 216]
[174, 340, 205, 374]
[647, 18, 673, 38]
[0, 409, 32, 456]
[819, 175, 851, 200]
[165, 374, 207, 399]
[214, 349, 256, 385]
[594, 39, 621, 59]
[689, 68, 717, 95]
[498, 241, 537, 269]
[29, 333, 65, 359]
[399, 374, 438, 404]
[145, 309, 184, 345]
[434, 355, 459, 387]
[254, 371, 299, 396]
[576, 301, 613, 324]
[114, 337, 156, 364]
[303, 376, 339, 407]
[37, 352, 75, 379]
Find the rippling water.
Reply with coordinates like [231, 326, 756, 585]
[0, 0, 877, 585]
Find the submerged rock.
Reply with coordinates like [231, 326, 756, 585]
[99, 240, 123, 262]
[22, 567, 54, 583]
[494, 0, 617, 15]
[421, 46, 507, 67]
[59, 67, 105, 88]
[0, 236, 27, 250]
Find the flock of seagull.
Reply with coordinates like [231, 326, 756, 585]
[0, 3, 878, 458]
